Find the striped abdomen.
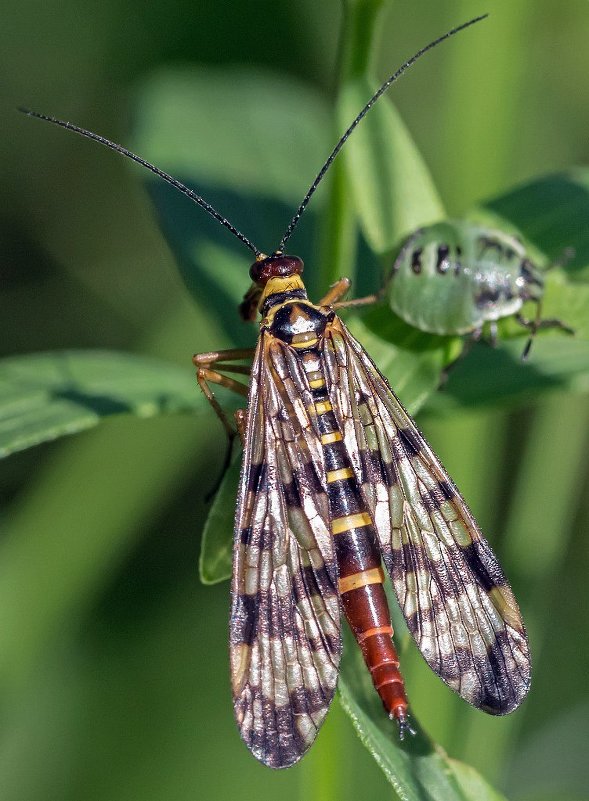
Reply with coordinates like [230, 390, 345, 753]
[298, 344, 410, 728]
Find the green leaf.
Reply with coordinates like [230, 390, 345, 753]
[132, 67, 329, 328]
[0, 350, 202, 458]
[541, 271, 589, 340]
[338, 76, 445, 254]
[448, 759, 507, 801]
[199, 455, 241, 584]
[429, 337, 589, 414]
[134, 67, 331, 207]
[338, 628, 504, 801]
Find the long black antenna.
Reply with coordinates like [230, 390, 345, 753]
[18, 108, 262, 258]
[277, 14, 488, 253]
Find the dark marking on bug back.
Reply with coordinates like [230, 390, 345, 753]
[411, 248, 423, 274]
[454, 244, 463, 275]
[520, 258, 543, 287]
[475, 287, 501, 308]
[261, 289, 308, 317]
[478, 235, 504, 258]
[269, 301, 329, 344]
[436, 244, 450, 273]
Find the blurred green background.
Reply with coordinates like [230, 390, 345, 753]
[1, 1, 588, 800]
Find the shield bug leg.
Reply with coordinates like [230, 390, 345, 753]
[487, 321, 498, 348]
[516, 309, 575, 361]
[517, 246, 575, 358]
[439, 329, 481, 386]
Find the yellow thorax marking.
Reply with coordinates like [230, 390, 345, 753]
[291, 331, 318, 349]
[260, 274, 306, 310]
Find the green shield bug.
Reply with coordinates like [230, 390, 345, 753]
[386, 220, 573, 358]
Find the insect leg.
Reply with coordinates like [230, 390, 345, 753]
[193, 348, 254, 498]
[196, 367, 249, 435]
[318, 277, 379, 311]
[487, 321, 498, 347]
[516, 305, 575, 360]
[234, 408, 247, 445]
[437, 327, 483, 386]
[194, 347, 255, 369]
[332, 293, 379, 311]
[318, 278, 352, 306]
[193, 347, 253, 433]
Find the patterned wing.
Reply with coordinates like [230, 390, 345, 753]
[230, 334, 341, 768]
[323, 317, 530, 714]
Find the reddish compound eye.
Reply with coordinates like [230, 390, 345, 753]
[249, 254, 304, 284]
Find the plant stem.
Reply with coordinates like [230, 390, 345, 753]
[317, 0, 389, 289]
[339, 0, 386, 81]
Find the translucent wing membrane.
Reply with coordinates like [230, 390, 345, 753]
[324, 319, 531, 714]
[231, 312, 529, 768]
[230, 337, 341, 768]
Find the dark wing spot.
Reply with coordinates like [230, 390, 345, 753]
[248, 462, 268, 493]
[438, 480, 456, 500]
[398, 427, 421, 457]
[232, 592, 260, 646]
[461, 540, 508, 591]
